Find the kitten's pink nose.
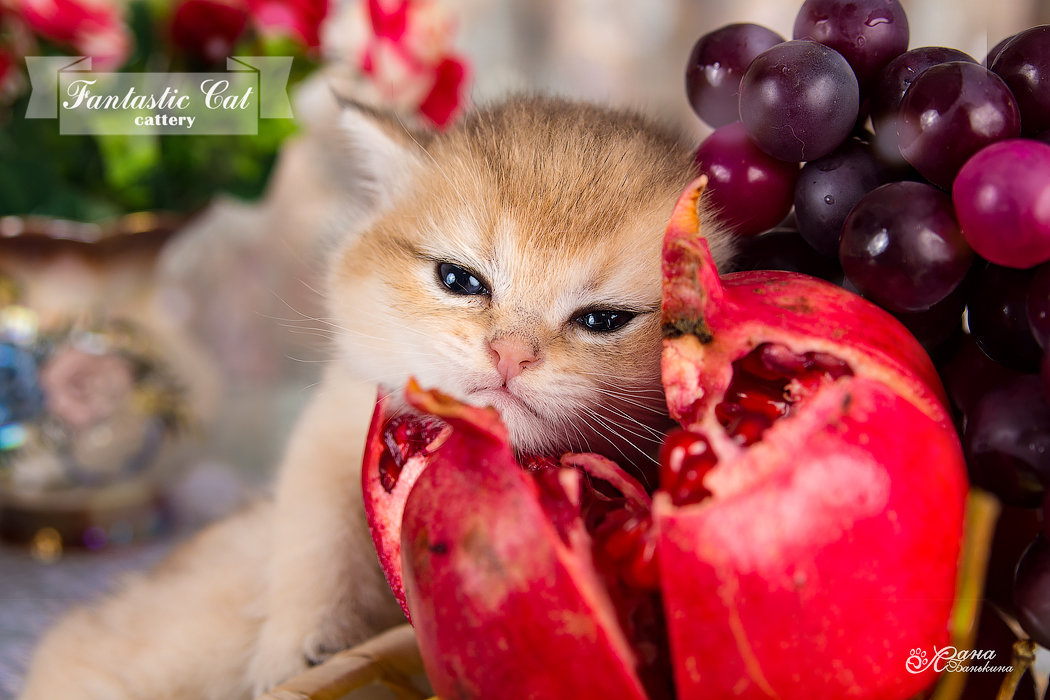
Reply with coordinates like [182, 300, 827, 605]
[489, 337, 537, 383]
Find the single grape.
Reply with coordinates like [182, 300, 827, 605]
[685, 23, 785, 129]
[936, 331, 1024, 419]
[792, 0, 909, 89]
[794, 139, 886, 257]
[990, 25, 1050, 136]
[1028, 262, 1050, 348]
[983, 505, 1045, 618]
[839, 181, 973, 313]
[965, 375, 1050, 507]
[732, 227, 844, 282]
[1014, 535, 1050, 648]
[953, 139, 1050, 269]
[693, 121, 799, 236]
[985, 34, 1016, 67]
[892, 283, 966, 352]
[968, 262, 1042, 372]
[868, 46, 976, 136]
[738, 40, 859, 162]
[897, 61, 1021, 189]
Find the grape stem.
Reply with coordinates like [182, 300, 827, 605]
[929, 489, 1001, 700]
[994, 640, 1037, 700]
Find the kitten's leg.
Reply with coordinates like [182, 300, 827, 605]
[19, 502, 270, 700]
[248, 368, 404, 693]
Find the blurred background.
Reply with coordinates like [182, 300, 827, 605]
[0, 0, 1048, 697]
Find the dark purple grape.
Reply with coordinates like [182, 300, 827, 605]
[685, 23, 785, 129]
[732, 227, 844, 282]
[1014, 535, 1050, 647]
[792, 0, 909, 89]
[693, 121, 799, 237]
[794, 139, 886, 257]
[897, 61, 1021, 189]
[937, 331, 1024, 418]
[968, 263, 1043, 371]
[1028, 262, 1050, 349]
[839, 181, 973, 312]
[990, 25, 1050, 136]
[892, 283, 966, 352]
[869, 46, 976, 136]
[984, 505, 1045, 615]
[738, 40, 859, 162]
[965, 375, 1050, 507]
[985, 34, 1016, 67]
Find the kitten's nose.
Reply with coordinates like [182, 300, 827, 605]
[489, 337, 538, 383]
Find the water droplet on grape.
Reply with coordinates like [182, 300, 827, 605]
[824, 194, 835, 205]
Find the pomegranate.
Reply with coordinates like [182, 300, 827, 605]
[362, 178, 968, 699]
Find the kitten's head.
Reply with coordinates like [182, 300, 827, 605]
[328, 96, 730, 472]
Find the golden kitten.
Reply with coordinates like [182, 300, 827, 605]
[19, 95, 731, 699]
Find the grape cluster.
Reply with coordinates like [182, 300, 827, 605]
[685, 0, 1050, 678]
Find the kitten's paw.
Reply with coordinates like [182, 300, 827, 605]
[249, 619, 354, 694]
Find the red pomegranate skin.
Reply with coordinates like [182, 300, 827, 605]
[398, 386, 650, 700]
[657, 178, 967, 699]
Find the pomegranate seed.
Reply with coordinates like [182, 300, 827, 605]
[378, 415, 445, 492]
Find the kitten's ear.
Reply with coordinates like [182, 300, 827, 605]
[335, 98, 429, 211]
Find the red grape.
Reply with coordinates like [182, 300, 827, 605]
[990, 25, 1050, 136]
[898, 61, 1021, 189]
[792, 0, 909, 89]
[794, 138, 887, 257]
[953, 139, 1050, 269]
[685, 23, 784, 129]
[693, 121, 799, 237]
[738, 40, 859, 162]
[839, 181, 973, 312]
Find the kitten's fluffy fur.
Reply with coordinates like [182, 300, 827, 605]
[19, 96, 730, 699]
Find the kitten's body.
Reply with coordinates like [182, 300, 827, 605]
[19, 96, 730, 699]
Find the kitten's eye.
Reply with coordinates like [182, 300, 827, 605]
[438, 262, 489, 296]
[575, 309, 636, 333]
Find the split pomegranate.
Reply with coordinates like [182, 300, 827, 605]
[361, 178, 968, 699]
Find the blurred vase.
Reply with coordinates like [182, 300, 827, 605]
[0, 213, 213, 553]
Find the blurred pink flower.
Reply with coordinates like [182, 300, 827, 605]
[16, 0, 131, 68]
[39, 346, 134, 431]
[170, 0, 250, 63]
[246, 0, 327, 49]
[357, 0, 468, 128]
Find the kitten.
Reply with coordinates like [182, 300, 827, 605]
[19, 95, 731, 699]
